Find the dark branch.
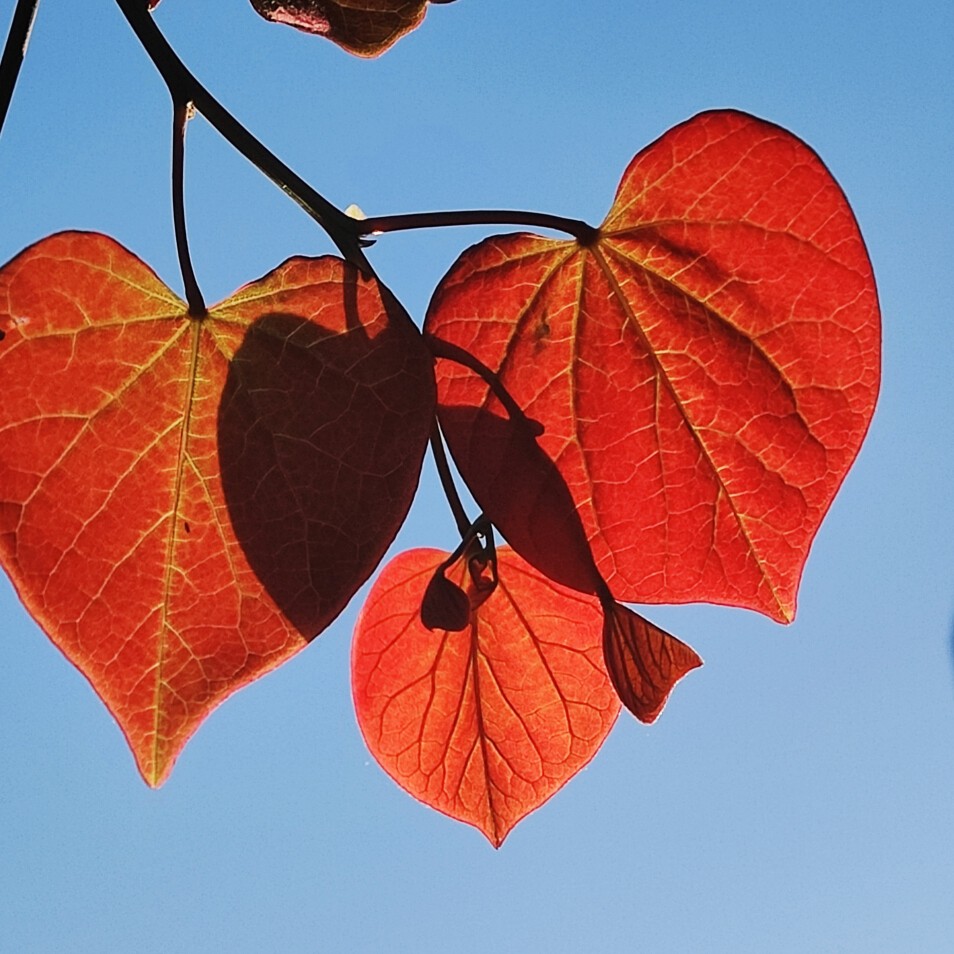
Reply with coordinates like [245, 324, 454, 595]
[0, 0, 40, 140]
[113, 0, 371, 272]
[360, 209, 600, 245]
[425, 336, 544, 435]
[430, 421, 470, 538]
[172, 100, 206, 317]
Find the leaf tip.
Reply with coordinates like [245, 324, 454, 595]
[479, 815, 509, 849]
[778, 596, 797, 625]
[136, 762, 168, 790]
[765, 587, 797, 624]
[127, 730, 183, 789]
[134, 749, 176, 790]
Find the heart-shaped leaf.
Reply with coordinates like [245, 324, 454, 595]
[425, 110, 881, 623]
[249, 0, 455, 57]
[352, 545, 620, 847]
[0, 232, 434, 785]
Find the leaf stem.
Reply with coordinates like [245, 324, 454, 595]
[430, 421, 470, 538]
[112, 0, 371, 272]
[172, 99, 206, 318]
[0, 0, 40, 140]
[361, 209, 600, 245]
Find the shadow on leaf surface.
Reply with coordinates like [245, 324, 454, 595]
[218, 296, 433, 640]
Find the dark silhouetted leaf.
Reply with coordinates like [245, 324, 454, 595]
[420, 564, 470, 631]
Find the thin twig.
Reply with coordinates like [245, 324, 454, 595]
[172, 99, 206, 317]
[361, 209, 600, 245]
[430, 421, 470, 538]
[0, 0, 41, 140]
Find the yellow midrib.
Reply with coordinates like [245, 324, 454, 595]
[150, 318, 204, 785]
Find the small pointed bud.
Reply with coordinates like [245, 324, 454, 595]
[420, 570, 470, 632]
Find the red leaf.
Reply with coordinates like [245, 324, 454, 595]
[0, 232, 434, 785]
[249, 0, 454, 57]
[352, 546, 620, 847]
[425, 110, 881, 623]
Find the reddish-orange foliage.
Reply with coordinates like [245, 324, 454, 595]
[249, 0, 453, 56]
[0, 232, 434, 785]
[0, 107, 882, 842]
[352, 545, 620, 846]
[425, 110, 881, 624]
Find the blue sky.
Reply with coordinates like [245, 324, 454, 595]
[1, 1, 953, 951]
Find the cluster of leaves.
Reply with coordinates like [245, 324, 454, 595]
[0, 1, 879, 845]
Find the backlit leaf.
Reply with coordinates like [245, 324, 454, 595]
[0, 232, 434, 785]
[425, 110, 881, 623]
[249, 0, 455, 57]
[352, 545, 620, 847]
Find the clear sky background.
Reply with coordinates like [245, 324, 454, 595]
[1, 1, 952, 951]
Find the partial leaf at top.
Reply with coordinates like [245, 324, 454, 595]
[0, 232, 434, 785]
[249, 0, 455, 57]
[352, 545, 620, 847]
[425, 110, 881, 623]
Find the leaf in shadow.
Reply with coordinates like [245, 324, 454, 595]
[425, 110, 880, 623]
[218, 300, 434, 640]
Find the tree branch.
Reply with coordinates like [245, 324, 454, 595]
[172, 99, 206, 317]
[0, 0, 40, 140]
[430, 421, 470, 538]
[361, 208, 600, 245]
[426, 336, 544, 435]
[113, 0, 372, 272]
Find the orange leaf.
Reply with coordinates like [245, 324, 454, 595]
[425, 110, 881, 623]
[352, 546, 620, 847]
[0, 232, 434, 785]
[249, 0, 455, 57]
